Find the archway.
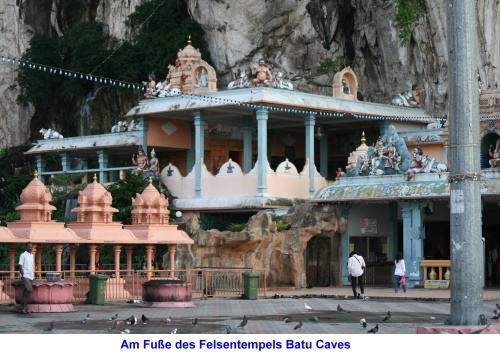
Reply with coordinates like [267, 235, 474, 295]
[305, 232, 341, 287]
[481, 132, 499, 169]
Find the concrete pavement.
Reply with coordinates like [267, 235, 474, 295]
[1, 286, 500, 334]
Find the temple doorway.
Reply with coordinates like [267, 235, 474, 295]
[305, 233, 341, 287]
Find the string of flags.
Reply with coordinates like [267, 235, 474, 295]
[2, 55, 448, 122]
[1, 56, 147, 91]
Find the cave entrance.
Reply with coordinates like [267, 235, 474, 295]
[305, 233, 340, 287]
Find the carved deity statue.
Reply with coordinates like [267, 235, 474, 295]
[489, 139, 500, 167]
[252, 58, 272, 87]
[132, 147, 149, 174]
[143, 73, 157, 99]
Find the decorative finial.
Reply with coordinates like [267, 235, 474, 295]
[361, 131, 366, 145]
[34, 170, 38, 180]
[149, 177, 153, 185]
[93, 174, 97, 183]
[188, 35, 191, 45]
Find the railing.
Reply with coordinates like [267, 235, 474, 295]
[420, 260, 451, 281]
[0, 268, 267, 303]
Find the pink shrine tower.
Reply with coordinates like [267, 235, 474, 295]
[6, 171, 80, 275]
[68, 174, 137, 275]
[125, 179, 194, 279]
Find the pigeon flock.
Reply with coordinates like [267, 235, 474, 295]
[32, 300, 500, 334]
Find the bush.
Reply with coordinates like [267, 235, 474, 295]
[226, 223, 246, 232]
[275, 219, 291, 232]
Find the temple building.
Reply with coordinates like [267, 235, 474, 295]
[23, 39, 500, 288]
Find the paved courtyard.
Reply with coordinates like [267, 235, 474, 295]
[1, 287, 499, 334]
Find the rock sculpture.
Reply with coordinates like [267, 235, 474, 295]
[39, 128, 63, 139]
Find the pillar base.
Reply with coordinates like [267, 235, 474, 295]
[416, 325, 499, 334]
[15, 303, 76, 313]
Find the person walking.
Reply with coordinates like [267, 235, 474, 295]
[18, 242, 34, 314]
[492, 245, 498, 284]
[394, 251, 407, 293]
[347, 250, 366, 299]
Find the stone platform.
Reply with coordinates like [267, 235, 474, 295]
[12, 280, 76, 313]
[138, 279, 195, 308]
[416, 325, 500, 334]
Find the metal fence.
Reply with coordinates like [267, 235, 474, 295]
[0, 268, 267, 303]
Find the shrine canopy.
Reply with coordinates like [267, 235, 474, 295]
[124, 179, 194, 245]
[67, 175, 137, 243]
[5, 172, 81, 243]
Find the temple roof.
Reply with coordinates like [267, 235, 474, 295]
[126, 87, 431, 135]
[313, 170, 500, 202]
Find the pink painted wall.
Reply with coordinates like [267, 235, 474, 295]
[148, 118, 191, 149]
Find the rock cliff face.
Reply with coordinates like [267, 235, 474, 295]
[179, 203, 346, 288]
[2, 0, 500, 144]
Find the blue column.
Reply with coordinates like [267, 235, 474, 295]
[194, 110, 205, 198]
[96, 149, 109, 183]
[319, 125, 328, 178]
[341, 204, 352, 285]
[61, 152, 71, 172]
[243, 116, 253, 173]
[256, 108, 268, 196]
[187, 124, 195, 174]
[400, 200, 431, 288]
[304, 113, 316, 198]
[139, 117, 148, 153]
[389, 202, 399, 259]
[35, 155, 46, 183]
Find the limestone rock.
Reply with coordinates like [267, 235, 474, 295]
[188, 203, 343, 288]
[2, 0, 500, 146]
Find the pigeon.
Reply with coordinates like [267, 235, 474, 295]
[109, 313, 119, 321]
[191, 318, 198, 325]
[110, 320, 118, 332]
[309, 316, 320, 322]
[294, 320, 303, 330]
[367, 324, 379, 333]
[44, 322, 54, 332]
[81, 314, 90, 324]
[126, 315, 137, 325]
[360, 318, 366, 327]
[141, 314, 150, 325]
[337, 304, 346, 312]
[226, 326, 232, 334]
[382, 311, 391, 322]
[304, 303, 313, 310]
[283, 317, 291, 324]
[121, 328, 131, 334]
[161, 317, 172, 324]
[237, 315, 248, 328]
[170, 328, 177, 334]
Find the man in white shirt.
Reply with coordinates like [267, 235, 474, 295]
[348, 250, 366, 299]
[18, 242, 34, 314]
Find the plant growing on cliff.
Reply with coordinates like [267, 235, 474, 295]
[394, 0, 426, 46]
[318, 56, 358, 76]
[275, 219, 291, 232]
[16, 0, 211, 138]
